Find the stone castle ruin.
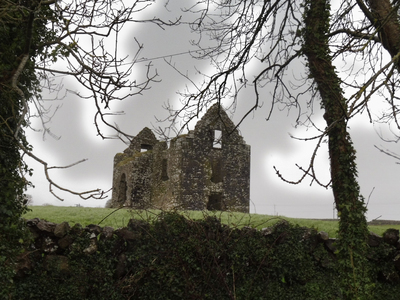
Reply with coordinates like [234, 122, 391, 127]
[110, 104, 250, 212]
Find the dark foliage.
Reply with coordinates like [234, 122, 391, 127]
[0, 0, 52, 296]
[13, 213, 400, 299]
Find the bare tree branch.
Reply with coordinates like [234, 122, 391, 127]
[1, 0, 181, 202]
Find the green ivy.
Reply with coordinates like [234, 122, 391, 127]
[12, 212, 400, 299]
[0, 0, 58, 296]
[302, 0, 371, 298]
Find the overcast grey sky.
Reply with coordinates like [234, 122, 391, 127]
[25, 0, 400, 221]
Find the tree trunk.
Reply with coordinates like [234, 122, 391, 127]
[302, 0, 370, 298]
[367, 0, 400, 70]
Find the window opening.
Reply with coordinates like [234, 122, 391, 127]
[207, 193, 225, 211]
[213, 130, 222, 149]
[211, 158, 223, 183]
[140, 144, 153, 152]
[161, 159, 169, 181]
[118, 173, 127, 205]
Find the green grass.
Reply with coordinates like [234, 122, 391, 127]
[23, 206, 400, 238]
[23, 206, 137, 229]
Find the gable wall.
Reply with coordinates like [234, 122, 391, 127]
[111, 105, 250, 212]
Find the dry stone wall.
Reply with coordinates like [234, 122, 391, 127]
[14, 217, 400, 299]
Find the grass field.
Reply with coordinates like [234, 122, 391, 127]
[23, 206, 400, 238]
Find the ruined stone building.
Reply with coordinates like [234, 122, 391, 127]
[110, 104, 250, 212]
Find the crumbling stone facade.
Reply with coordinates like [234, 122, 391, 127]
[111, 104, 250, 212]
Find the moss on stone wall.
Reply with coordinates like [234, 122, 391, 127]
[116, 151, 149, 168]
[111, 104, 250, 212]
[14, 215, 400, 299]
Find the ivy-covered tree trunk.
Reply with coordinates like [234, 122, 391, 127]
[0, 3, 37, 296]
[0, 88, 29, 297]
[302, 0, 370, 298]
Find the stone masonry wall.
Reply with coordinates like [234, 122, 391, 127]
[111, 104, 251, 212]
[15, 217, 400, 299]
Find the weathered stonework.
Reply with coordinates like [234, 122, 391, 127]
[111, 104, 251, 212]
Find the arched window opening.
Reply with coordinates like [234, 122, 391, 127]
[118, 173, 127, 205]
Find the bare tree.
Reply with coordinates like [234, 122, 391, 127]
[1, 0, 175, 292]
[1, 0, 178, 200]
[158, 0, 400, 297]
